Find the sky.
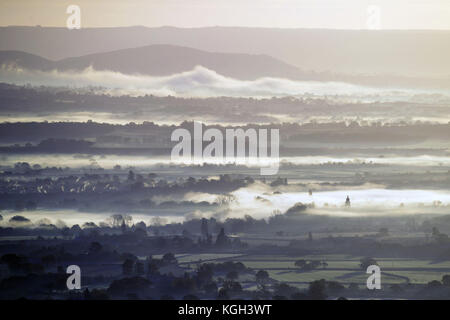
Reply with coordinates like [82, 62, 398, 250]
[0, 0, 449, 30]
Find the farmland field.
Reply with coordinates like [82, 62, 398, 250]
[225, 254, 450, 286]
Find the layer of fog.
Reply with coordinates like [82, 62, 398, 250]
[1, 185, 449, 228]
[0, 209, 185, 229]
[213, 184, 450, 219]
[1, 65, 449, 100]
[2, 154, 450, 169]
[2, 112, 448, 127]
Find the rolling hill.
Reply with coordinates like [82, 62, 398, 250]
[1, 26, 450, 78]
[0, 44, 305, 80]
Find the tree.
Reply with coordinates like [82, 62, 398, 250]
[226, 271, 239, 281]
[273, 283, 298, 297]
[9, 215, 30, 223]
[201, 218, 209, 239]
[162, 252, 177, 265]
[196, 264, 214, 285]
[83, 288, 91, 300]
[127, 170, 135, 181]
[107, 277, 151, 297]
[1, 253, 23, 270]
[427, 280, 442, 288]
[88, 242, 102, 254]
[217, 288, 229, 300]
[294, 259, 306, 268]
[345, 195, 351, 207]
[147, 261, 160, 275]
[133, 228, 147, 238]
[122, 259, 134, 275]
[255, 270, 269, 289]
[309, 260, 321, 269]
[135, 261, 145, 275]
[327, 280, 344, 291]
[135, 221, 147, 230]
[442, 275, 450, 286]
[360, 257, 378, 270]
[222, 280, 242, 295]
[123, 214, 133, 227]
[215, 228, 230, 247]
[432, 227, 449, 243]
[110, 214, 124, 228]
[308, 279, 327, 300]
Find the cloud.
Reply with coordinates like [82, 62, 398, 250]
[1, 64, 448, 99]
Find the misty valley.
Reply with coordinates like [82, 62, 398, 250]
[0, 114, 449, 300]
[0, 24, 449, 302]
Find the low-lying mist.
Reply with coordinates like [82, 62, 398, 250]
[1, 64, 449, 100]
[1, 184, 449, 229]
[1, 154, 450, 169]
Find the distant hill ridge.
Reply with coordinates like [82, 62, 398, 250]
[0, 44, 305, 81]
[1, 26, 450, 78]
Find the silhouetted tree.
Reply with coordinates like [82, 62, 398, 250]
[215, 228, 229, 247]
[201, 218, 209, 239]
[88, 242, 102, 254]
[360, 257, 378, 270]
[226, 271, 239, 281]
[122, 259, 134, 275]
[442, 275, 450, 286]
[135, 262, 145, 275]
[255, 270, 269, 289]
[345, 195, 351, 207]
[196, 264, 214, 285]
[162, 252, 177, 265]
[308, 279, 327, 300]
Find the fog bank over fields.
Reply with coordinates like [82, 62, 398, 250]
[1, 186, 449, 228]
[2, 65, 449, 99]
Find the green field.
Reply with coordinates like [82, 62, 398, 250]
[146, 252, 450, 288]
[178, 253, 450, 287]
[237, 255, 450, 286]
[150, 253, 245, 264]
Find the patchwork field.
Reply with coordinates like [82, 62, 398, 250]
[242, 255, 450, 287]
[172, 253, 450, 288]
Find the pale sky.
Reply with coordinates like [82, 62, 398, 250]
[0, 0, 449, 29]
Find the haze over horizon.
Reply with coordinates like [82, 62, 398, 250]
[1, 0, 450, 30]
